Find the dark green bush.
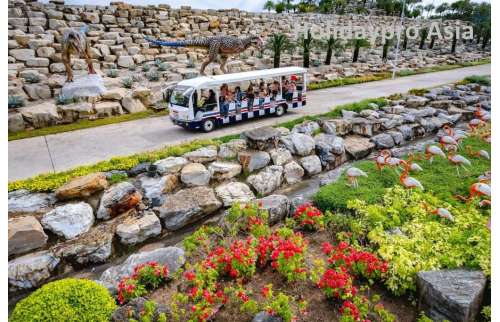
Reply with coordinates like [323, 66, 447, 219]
[10, 278, 117, 322]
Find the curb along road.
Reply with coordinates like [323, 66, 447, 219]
[8, 64, 490, 181]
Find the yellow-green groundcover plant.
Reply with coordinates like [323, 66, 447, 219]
[10, 278, 117, 322]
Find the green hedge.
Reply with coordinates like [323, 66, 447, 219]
[314, 136, 491, 211]
[8, 139, 219, 192]
[10, 278, 117, 322]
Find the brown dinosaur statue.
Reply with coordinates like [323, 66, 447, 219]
[61, 24, 95, 82]
[144, 35, 263, 75]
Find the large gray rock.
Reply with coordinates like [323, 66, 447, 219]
[280, 133, 315, 156]
[138, 174, 178, 207]
[183, 146, 217, 163]
[328, 119, 352, 135]
[247, 166, 283, 196]
[218, 139, 247, 159]
[8, 189, 55, 216]
[153, 157, 188, 175]
[157, 186, 222, 230]
[52, 221, 114, 265]
[19, 102, 61, 129]
[8, 113, 25, 132]
[97, 182, 142, 220]
[291, 120, 320, 135]
[351, 118, 379, 137]
[238, 151, 270, 173]
[116, 211, 162, 245]
[61, 74, 106, 99]
[370, 133, 395, 149]
[99, 247, 185, 293]
[8, 250, 59, 291]
[283, 161, 304, 185]
[417, 269, 486, 322]
[257, 194, 290, 224]
[41, 202, 94, 240]
[269, 148, 293, 166]
[208, 161, 242, 180]
[299, 155, 322, 175]
[314, 134, 345, 168]
[406, 96, 429, 108]
[344, 135, 375, 159]
[215, 182, 255, 207]
[121, 96, 147, 113]
[8, 216, 48, 256]
[242, 126, 281, 151]
[320, 120, 337, 135]
[180, 163, 211, 186]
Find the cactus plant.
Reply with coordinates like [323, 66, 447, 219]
[24, 74, 41, 84]
[158, 62, 169, 71]
[146, 70, 160, 82]
[107, 69, 118, 78]
[121, 77, 134, 89]
[142, 64, 151, 72]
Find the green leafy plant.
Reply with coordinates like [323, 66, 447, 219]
[348, 38, 370, 62]
[128, 300, 167, 322]
[146, 70, 160, 82]
[122, 76, 134, 89]
[8, 95, 25, 109]
[183, 225, 223, 254]
[226, 202, 271, 237]
[108, 172, 128, 184]
[10, 278, 116, 322]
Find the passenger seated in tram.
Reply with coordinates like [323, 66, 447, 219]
[246, 84, 255, 112]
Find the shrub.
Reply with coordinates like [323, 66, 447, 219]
[146, 70, 160, 82]
[10, 278, 116, 322]
[128, 64, 137, 71]
[142, 64, 151, 72]
[24, 73, 40, 83]
[207, 237, 258, 279]
[108, 172, 128, 184]
[408, 88, 429, 96]
[463, 75, 490, 86]
[183, 225, 223, 254]
[122, 76, 134, 89]
[128, 300, 167, 322]
[8, 95, 25, 109]
[107, 68, 119, 78]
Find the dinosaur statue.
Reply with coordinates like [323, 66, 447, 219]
[144, 35, 263, 75]
[62, 24, 95, 82]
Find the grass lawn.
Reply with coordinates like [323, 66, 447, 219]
[314, 136, 491, 211]
[8, 109, 169, 141]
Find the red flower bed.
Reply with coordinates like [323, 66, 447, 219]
[117, 261, 169, 304]
[293, 203, 325, 231]
[206, 237, 257, 279]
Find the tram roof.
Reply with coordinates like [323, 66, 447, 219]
[176, 66, 307, 89]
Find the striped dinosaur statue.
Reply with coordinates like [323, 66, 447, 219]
[144, 35, 263, 75]
[62, 24, 95, 82]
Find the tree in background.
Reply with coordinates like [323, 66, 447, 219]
[275, 2, 286, 13]
[266, 34, 294, 68]
[423, 4, 435, 18]
[348, 38, 370, 62]
[298, 29, 314, 67]
[263, 0, 275, 12]
[316, 35, 344, 65]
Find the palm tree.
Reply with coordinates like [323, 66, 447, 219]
[317, 35, 344, 65]
[435, 3, 449, 17]
[382, 37, 394, 62]
[348, 38, 370, 63]
[266, 34, 294, 68]
[451, 32, 457, 54]
[424, 4, 435, 18]
[298, 29, 314, 68]
[402, 29, 408, 51]
[263, 0, 275, 12]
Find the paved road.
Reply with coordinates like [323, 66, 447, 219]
[9, 64, 490, 181]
